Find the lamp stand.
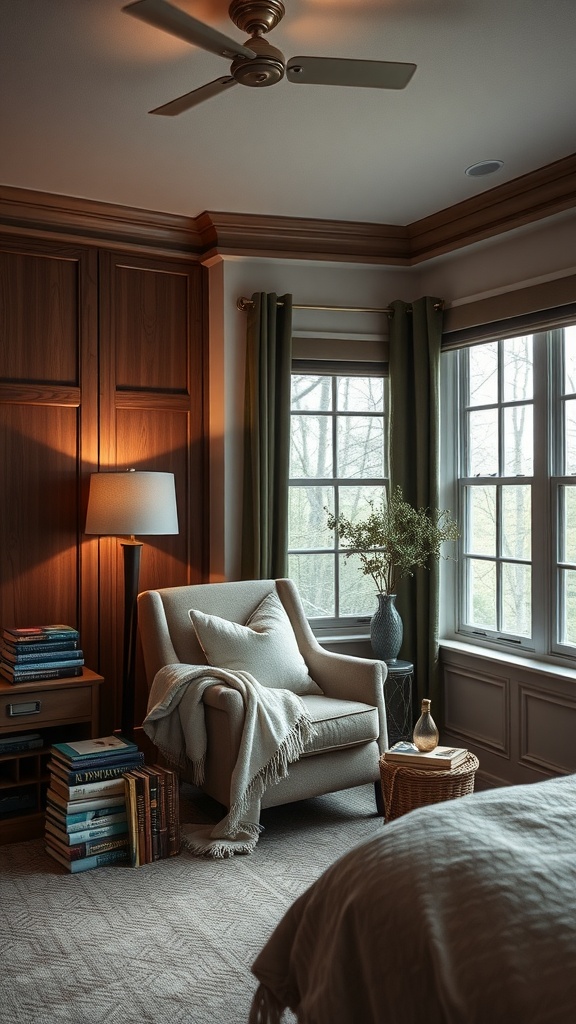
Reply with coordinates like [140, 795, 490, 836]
[120, 539, 143, 738]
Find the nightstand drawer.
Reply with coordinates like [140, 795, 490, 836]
[1, 684, 92, 727]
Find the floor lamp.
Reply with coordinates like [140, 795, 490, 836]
[85, 470, 179, 737]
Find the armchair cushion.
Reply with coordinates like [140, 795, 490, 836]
[189, 590, 323, 696]
[299, 695, 379, 756]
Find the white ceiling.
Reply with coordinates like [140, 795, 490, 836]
[1, 0, 575, 226]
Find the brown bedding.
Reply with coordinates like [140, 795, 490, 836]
[250, 774, 576, 1023]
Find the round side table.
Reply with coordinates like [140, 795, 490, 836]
[383, 660, 414, 747]
[379, 752, 480, 822]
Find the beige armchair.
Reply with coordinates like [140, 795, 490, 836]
[137, 578, 388, 815]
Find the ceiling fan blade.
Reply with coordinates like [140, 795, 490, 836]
[286, 56, 416, 90]
[123, 0, 256, 60]
[150, 76, 238, 115]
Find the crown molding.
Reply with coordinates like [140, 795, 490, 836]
[196, 211, 411, 265]
[1, 152, 575, 264]
[0, 185, 202, 258]
[408, 152, 576, 263]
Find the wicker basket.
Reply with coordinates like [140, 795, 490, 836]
[379, 751, 479, 822]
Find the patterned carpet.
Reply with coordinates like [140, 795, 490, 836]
[0, 783, 381, 1024]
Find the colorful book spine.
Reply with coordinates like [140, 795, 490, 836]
[0, 649, 84, 665]
[45, 845, 129, 873]
[47, 754, 144, 785]
[46, 809, 128, 833]
[46, 789, 127, 814]
[46, 833, 129, 860]
[45, 819, 129, 845]
[0, 664, 83, 683]
[123, 763, 180, 866]
[0, 639, 79, 655]
[50, 776, 126, 801]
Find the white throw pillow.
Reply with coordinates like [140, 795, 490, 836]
[189, 590, 322, 695]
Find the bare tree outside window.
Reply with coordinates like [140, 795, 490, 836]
[457, 327, 576, 655]
[288, 372, 387, 626]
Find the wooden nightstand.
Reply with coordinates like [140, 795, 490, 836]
[0, 668, 103, 844]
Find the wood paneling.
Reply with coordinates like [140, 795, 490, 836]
[0, 251, 78, 382]
[96, 251, 206, 733]
[114, 264, 190, 391]
[0, 404, 80, 628]
[0, 236, 206, 736]
[0, 241, 98, 673]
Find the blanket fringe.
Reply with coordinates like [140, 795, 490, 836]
[248, 983, 286, 1024]
[182, 821, 261, 858]
[227, 712, 315, 836]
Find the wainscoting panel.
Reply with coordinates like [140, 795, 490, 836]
[443, 663, 510, 754]
[441, 642, 576, 788]
[520, 685, 576, 774]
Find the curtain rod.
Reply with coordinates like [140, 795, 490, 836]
[236, 297, 443, 314]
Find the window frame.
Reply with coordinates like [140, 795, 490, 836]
[288, 362, 389, 637]
[442, 324, 576, 666]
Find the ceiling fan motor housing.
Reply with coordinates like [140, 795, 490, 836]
[229, 0, 285, 36]
[231, 35, 285, 86]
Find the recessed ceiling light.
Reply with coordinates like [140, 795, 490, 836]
[465, 160, 504, 177]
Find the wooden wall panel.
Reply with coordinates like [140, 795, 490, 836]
[0, 250, 78, 383]
[0, 240, 99, 678]
[0, 235, 206, 738]
[97, 251, 206, 734]
[0, 404, 80, 627]
[114, 265, 189, 391]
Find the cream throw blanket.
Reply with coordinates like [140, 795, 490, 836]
[143, 663, 316, 858]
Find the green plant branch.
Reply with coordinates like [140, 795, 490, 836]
[325, 487, 459, 596]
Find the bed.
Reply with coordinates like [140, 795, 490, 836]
[249, 773, 576, 1024]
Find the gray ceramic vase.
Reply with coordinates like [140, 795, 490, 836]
[370, 592, 403, 664]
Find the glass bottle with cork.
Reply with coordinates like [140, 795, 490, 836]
[413, 698, 439, 752]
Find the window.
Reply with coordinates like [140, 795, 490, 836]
[452, 324, 576, 660]
[288, 370, 388, 632]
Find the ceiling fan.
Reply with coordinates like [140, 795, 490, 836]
[122, 0, 417, 115]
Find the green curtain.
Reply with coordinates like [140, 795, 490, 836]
[241, 292, 293, 580]
[389, 296, 444, 714]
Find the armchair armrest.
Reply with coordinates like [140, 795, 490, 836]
[305, 646, 389, 752]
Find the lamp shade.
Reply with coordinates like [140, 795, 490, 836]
[85, 471, 179, 537]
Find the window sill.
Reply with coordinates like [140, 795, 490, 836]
[315, 632, 370, 645]
[440, 638, 576, 684]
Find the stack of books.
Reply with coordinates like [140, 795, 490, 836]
[124, 764, 180, 866]
[44, 734, 145, 873]
[383, 741, 469, 769]
[0, 732, 43, 756]
[0, 625, 85, 685]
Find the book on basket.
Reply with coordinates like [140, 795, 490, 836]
[384, 742, 468, 769]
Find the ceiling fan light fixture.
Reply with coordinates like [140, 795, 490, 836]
[465, 159, 504, 177]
